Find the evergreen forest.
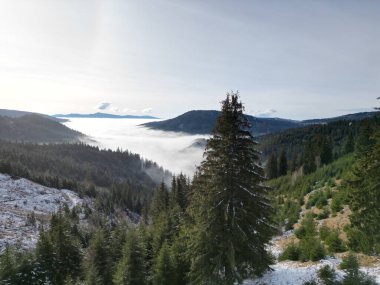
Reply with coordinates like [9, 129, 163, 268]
[0, 93, 379, 285]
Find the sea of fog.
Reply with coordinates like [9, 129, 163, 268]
[63, 118, 208, 176]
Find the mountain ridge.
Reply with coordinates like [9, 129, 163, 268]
[0, 108, 67, 123]
[0, 114, 85, 143]
[142, 110, 378, 136]
[54, 112, 158, 119]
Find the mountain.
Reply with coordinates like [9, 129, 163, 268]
[302, 111, 377, 124]
[142, 110, 378, 136]
[0, 108, 67, 122]
[142, 110, 301, 136]
[0, 114, 85, 143]
[54, 112, 158, 119]
[0, 141, 172, 211]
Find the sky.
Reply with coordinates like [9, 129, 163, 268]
[0, 0, 379, 120]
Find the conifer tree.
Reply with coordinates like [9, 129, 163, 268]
[0, 245, 16, 283]
[303, 143, 316, 175]
[85, 230, 112, 285]
[188, 93, 275, 285]
[113, 230, 146, 285]
[348, 114, 380, 253]
[149, 182, 169, 222]
[173, 173, 189, 211]
[278, 150, 288, 176]
[266, 153, 278, 179]
[35, 229, 56, 283]
[84, 264, 102, 285]
[345, 130, 355, 154]
[49, 213, 82, 284]
[153, 242, 176, 285]
[35, 212, 82, 285]
[320, 137, 333, 165]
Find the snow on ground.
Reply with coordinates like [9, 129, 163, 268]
[245, 258, 380, 285]
[245, 258, 343, 285]
[243, 238, 380, 285]
[0, 173, 84, 252]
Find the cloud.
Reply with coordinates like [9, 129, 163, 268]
[141, 107, 153, 114]
[95, 102, 111, 110]
[111, 107, 119, 112]
[122, 108, 137, 113]
[251, 109, 277, 118]
[64, 119, 208, 176]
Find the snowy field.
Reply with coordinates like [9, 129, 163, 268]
[242, 237, 380, 285]
[245, 258, 380, 285]
[0, 173, 84, 252]
[63, 118, 207, 175]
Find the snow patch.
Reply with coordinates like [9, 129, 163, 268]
[0, 173, 84, 252]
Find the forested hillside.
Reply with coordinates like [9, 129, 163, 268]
[260, 110, 380, 284]
[0, 114, 84, 143]
[259, 116, 379, 177]
[0, 141, 171, 214]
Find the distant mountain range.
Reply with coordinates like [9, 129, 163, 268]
[54, 112, 158, 119]
[142, 110, 378, 136]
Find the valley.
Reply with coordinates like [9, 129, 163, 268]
[0, 106, 379, 284]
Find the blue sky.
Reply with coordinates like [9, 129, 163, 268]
[0, 0, 379, 119]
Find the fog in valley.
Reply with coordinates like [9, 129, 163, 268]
[63, 118, 208, 176]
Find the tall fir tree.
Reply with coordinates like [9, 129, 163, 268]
[303, 143, 316, 175]
[149, 182, 169, 223]
[113, 230, 146, 285]
[34, 211, 82, 285]
[278, 150, 288, 176]
[85, 230, 112, 285]
[345, 130, 355, 154]
[320, 136, 333, 165]
[266, 153, 278, 179]
[188, 93, 275, 285]
[153, 242, 176, 285]
[0, 245, 16, 284]
[348, 114, 380, 253]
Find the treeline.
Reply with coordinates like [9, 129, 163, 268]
[0, 142, 171, 214]
[262, 116, 380, 179]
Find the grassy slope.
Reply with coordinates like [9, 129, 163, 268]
[269, 154, 354, 232]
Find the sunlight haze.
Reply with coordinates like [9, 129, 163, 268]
[0, 0, 379, 119]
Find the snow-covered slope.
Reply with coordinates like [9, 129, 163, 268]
[242, 232, 380, 284]
[244, 253, 380, 285]
[0, 173, 84, 252]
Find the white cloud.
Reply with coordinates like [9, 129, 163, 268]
[251, 109, 277, 118]
[122, 108, 137, 113]
[63, 119, 208, 175]
[95, 102, 111, 110]
[111, 107, 119, 112]
[141, 107, 153, 114]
